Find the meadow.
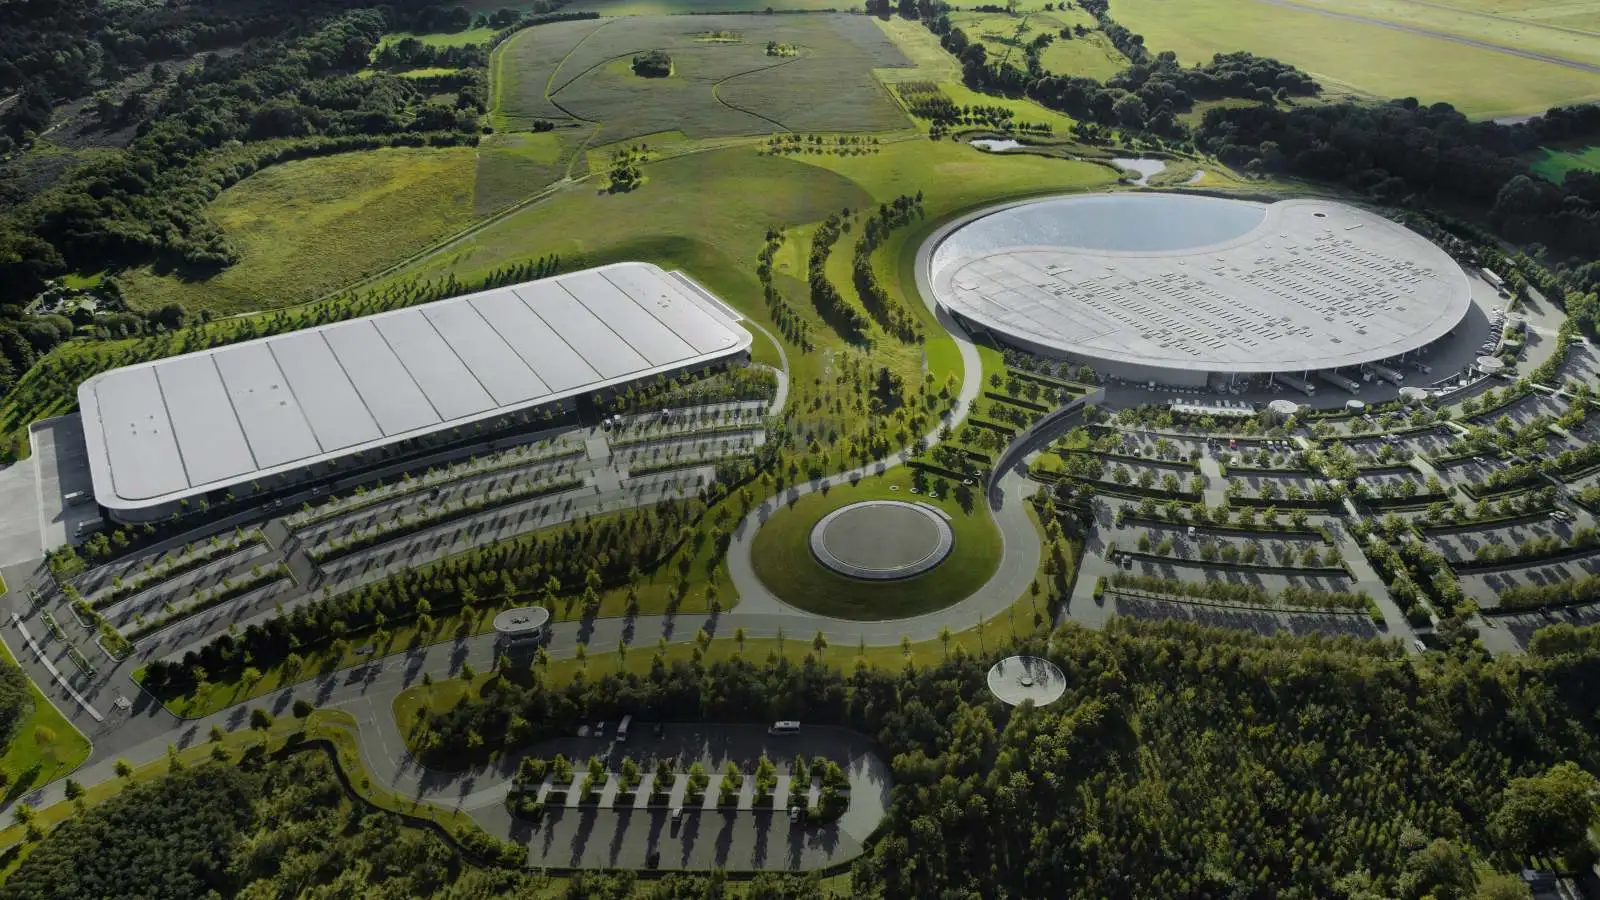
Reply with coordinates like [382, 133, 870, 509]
[948, 8, 1129, 80]
[1532, 145, 1600, 182]
[119, 147, 478, 314]
[1111, 0, 1600, 118]
[498, 14, 914, 143]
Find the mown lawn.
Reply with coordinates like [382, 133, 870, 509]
[0, 633, 91, 804]
[1111, 0, 1600, 118]
[378, 28, 496, 50]
[1532, 145, 1600, 182]
[749, 466, 1001, 620]
[118, 147, 478, 315]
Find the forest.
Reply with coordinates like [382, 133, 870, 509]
[408, 618, 1600, 898]
[0, 749, 841, 899]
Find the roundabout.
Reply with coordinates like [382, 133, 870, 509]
[809, 500, 955, 580]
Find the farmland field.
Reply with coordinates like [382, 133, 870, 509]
[473, 129, 588, 214]
[1112, 0, 1600, 118]
[948, 9, 1129, 80]
[1532, 145, 1600, 182]
[562, 0, 848, 11]
[119, 147, 478, 315]
[497, 14, 915, 142]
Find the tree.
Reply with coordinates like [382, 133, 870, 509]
[292, 699, 314, 719]
[1398, 838, 1476, 900]
[250, 708, 274, 732]
[1473, 874, 1533, 900]
[1490, 761, 1600, 864]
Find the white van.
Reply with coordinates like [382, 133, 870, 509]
[769, 720, 800, 735]
[615, 715, 632, 743]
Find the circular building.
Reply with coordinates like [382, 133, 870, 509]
[987, 655, 1067, 707]
[492, 606, 551, 647]
[924, 194, 1472, 390]
[809, 500, 954, 580]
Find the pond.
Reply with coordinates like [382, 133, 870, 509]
[969, 138, 1024, 152]
[1111, 157, 1165, 185]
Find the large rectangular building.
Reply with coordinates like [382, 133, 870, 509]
[79, 262, 752, 522]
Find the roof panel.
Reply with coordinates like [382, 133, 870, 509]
[80, 263, 752, 513]
[154, 355, 256, 489]
[267, 331, 383, 452]
[421, 303, 550, 407]
[513, 282, 649, 379]
[467, 288, 599, 392]
[320, 321, 441, 435]
[600, 266, 744, 356]
[559, 270, 695, 366]
[373, 312, 496, 422]
[213, 343, 322, 469]
[92, 367, 189, 502]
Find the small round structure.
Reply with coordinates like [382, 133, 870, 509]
[1477, 355, 1506, 374]
[1400, 386, 1430, 403]
[1345, 399, 1366, 413]
[809, 500, 954, 580]
[987, 655, 1067, 707]
[1268, 399, 1300, 419]
[493, 606, 551, 646]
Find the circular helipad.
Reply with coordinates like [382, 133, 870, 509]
[987, 655, 1067, 706]
[809, 500, 954, 580]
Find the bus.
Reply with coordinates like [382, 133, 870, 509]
[615, 715, 632, 743]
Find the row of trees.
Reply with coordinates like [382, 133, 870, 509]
[756, 227, 816, 350]
[851, 194, 925, 342]
[807, 211, 870, 340]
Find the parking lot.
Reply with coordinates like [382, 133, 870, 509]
[32, 416, 101, 552]
[1460, 550, 1600, 608]
[474, 723, 887, 871]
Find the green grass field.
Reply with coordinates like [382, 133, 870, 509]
[517, 14, 914, 143]
[474, 129, 585, 214]
[749, 468, 1001, 620]
[118, 147, 479, 315]
[1286, 0, 1600, 69]
[1532, 145, 1600, 182]
[1111, 0, 1600, 118]
[562, 0, 850, 12]
[378, 28, 496, 50]
[0, 635, 91, 801]
[948, 9, 1128, 80]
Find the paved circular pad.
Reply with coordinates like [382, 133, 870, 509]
[987, 655, 1068, 707]
[809, 500, 954, 580]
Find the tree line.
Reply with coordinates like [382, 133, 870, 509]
[852, 194, 926, 343]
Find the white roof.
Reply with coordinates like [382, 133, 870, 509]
[930, 196, 1472, 374]
[78, 263, 751, 513]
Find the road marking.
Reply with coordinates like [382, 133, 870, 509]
[12, 614, 102, 722]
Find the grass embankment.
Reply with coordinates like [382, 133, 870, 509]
[749, 468, 1001, 620]
[1533, 145, 1600, 183]
[1111, 0, 1600, 118]
[119, 147, 479, 316]
[0, 604, 92, 802]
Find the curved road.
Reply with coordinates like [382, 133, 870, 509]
[0, 281, 1077, 868]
